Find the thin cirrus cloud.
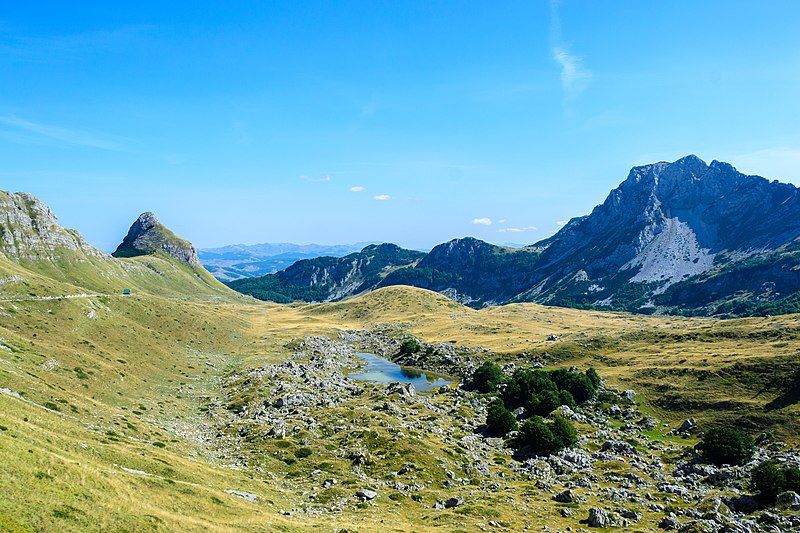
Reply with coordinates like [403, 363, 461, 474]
[498, 226, 537, 233]
[0, 115, 130, 151]
[472, 217, 492, 226]
[373, 194, 390, 201]
[299, 174, 331, 183]
[556, 220, 568, 226]
[349, 185, 366, 192]
[549, 0, 591, 99]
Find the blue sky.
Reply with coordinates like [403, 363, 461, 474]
[1, 1, 799, 251]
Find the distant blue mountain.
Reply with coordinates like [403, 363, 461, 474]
[198, 242, 376, 281]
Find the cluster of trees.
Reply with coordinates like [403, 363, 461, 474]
[472, 362, 600, 456]
[751, 461, 800, 503]
[700, 427, 755, 466]
[701, 426, 800, 506]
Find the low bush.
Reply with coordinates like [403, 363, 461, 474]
[399, 337, 421, 356]
[527, 389, 561, 416]
[469, 361, 504, 393]
[514, 415, 577, 456]
[701, 427, 755, 466]
[485, 399, 518, 437]
[751, 461, 800, 503]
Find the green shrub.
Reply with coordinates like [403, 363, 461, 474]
[515, 416, 557, 455]
[503, 368, 557, 410]
[469, 361, 504, 393]
[399, 337, 421, 356]
[550, 415, 578, 449]
[559, 390, 576, 409]
[549, 369, 597, 404]
[751, 461, 800, 503]
[527, 389, 560, 416]
[514, 415, 576, 456]
[586, 367, 601, 388]
[485, 399, 518, 437]
[295, 447, 313, 458]
[701, 427, 754, 466]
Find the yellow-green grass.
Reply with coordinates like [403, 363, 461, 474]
[1, 262, 799, 531]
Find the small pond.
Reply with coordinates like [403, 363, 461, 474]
[349, 352, 455, 392]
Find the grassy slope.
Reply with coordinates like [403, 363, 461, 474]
[1, 253, 799, 532]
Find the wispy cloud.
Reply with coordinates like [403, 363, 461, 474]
[550, 0, 591, 100]
[498, 226, 537, 233]
[299, 174, 331, 183]
[556, 220, 568, 226]
[0, 115, 130, 151]
[373, 194, 390, 201]
[349, 185, 366, 192]
[728, 147, 800, 184]
[0, 25, 153, 63]
[472, 217, 492, 226]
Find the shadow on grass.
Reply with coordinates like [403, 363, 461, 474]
[764, 370, 800, 411]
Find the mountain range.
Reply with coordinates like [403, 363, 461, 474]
[228, 155, 800, 316]
[198, 242, 378, 281]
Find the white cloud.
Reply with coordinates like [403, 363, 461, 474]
[549, 0, 591, 99]
[556, 220, 568, 227]
[299, 174, 331, 183]
[497, 219, 507, 224]
[727, 148, 800, 184]
[0, 115, 130, 151]
[498, 226, 537, 233]
[472, 217, 492, 226]
[349, 185, 366, 192]
[373, 194, 391, 201]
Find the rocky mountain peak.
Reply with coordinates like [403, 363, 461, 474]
[113, 212, 200, 266]
[0, 190, 101, 260]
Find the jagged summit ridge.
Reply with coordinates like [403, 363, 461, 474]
[113, 212, 200, 266]
[228, 155, 800, 316]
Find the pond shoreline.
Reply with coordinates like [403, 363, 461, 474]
[348, 352, 457, 392]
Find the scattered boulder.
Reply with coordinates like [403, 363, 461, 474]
[602, 439, 637, 456]
[587, 507, 611, 528]
[444, 497, 463, 509]
[386, 381, 415, 396]
[658, 513, 680, 530]
[224, 490, 258, 503]
[553, 489, 577, 503]
[776, 490, 800, 509]
[622, 390, 636, 401]
[356, 489, 378, 501]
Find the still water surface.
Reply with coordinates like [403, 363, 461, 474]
[349, 352, 455, 392]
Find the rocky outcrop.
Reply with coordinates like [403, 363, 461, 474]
[113, 212, 200, 266]
[0, 191, 103, 260]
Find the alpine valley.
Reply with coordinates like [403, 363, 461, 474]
[228, 156, 800, 317]
[2, 159, 800, 532]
